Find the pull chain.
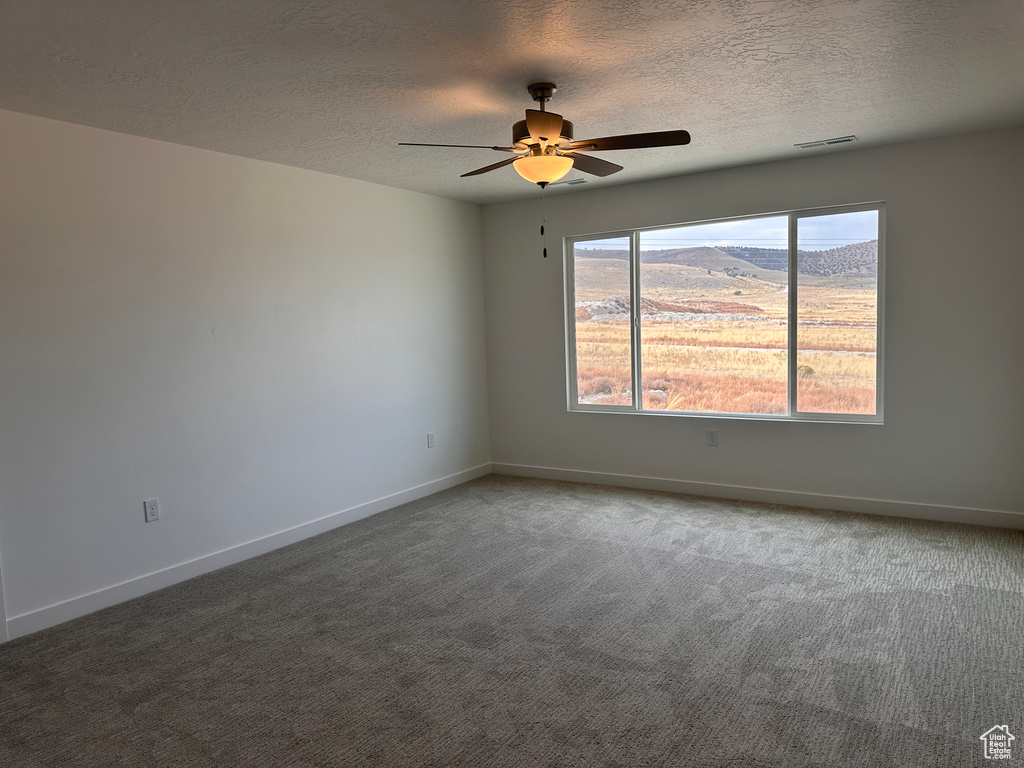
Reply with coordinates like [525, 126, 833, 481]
[541, 186, 547, 258]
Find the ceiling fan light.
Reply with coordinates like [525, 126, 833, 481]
[513, 154, 574, 185]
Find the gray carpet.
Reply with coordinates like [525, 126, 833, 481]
[1, 475, 1021, 767]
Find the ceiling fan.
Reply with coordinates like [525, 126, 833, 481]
[399, 83, 691, 188]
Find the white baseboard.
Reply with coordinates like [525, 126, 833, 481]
[5, 463, 492, 642]
[0, 561, 8, 643]
[7, 461, 1018, 642]
[491, 462, 1024, 531]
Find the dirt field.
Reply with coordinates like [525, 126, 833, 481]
[573, 254, 878, 415]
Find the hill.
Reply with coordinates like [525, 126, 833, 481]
[576, 240, 877, 279]
[573, 248, 628, 261]
[797, 240, 878, 277]
[649, 247, 789, 282]
[573, 259, 784, 302]
[718, 242, 878, 278]
[576, 246, 784, 282]
[718, 246, 788, 272]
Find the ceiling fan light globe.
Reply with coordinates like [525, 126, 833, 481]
[513, 155, 573, 185]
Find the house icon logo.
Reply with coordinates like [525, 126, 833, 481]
[980, 725, 1015, 760]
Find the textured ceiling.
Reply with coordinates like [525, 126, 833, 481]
[1, 0, 1022, 204]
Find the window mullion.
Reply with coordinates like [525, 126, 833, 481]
[787, 214, 798, 415]
[630, 230, 643, 411]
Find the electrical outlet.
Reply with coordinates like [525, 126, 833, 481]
[706, 429, 719, 447]
[426, 432, 435, 448]
[144, 498, 160, 523]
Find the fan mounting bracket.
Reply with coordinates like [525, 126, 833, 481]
[527, 83, 557, 104]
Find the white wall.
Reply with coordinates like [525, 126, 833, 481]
[0, 109, 491, 638]
[483, 126, 1024, 526]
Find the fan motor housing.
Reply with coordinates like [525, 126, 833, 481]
[513, 118, 574, 149]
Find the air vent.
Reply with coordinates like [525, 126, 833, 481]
[794, 135, 858, 149]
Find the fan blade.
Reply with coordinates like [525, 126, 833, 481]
[460, 157, 518, 177]
[399, 142, 519, 152]
[525, 110, 564, 145]
[564, 152, 623, 177]
[568, 130, 691, 152]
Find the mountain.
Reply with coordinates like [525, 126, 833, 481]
[796, 240, 878, 277]
[714, 242, 878, 277]
[576, 240, 877, 279]
[576, 246, 783, 281]
[717, 246, 788, 272]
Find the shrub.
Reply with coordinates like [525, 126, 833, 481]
[642, 376, 673, 391]
[579, 376, 615, 395]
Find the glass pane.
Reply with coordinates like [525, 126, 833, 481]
[574, 237, 632, 406]
[638, 217, 788, 414]
[796, 210, 879, 414]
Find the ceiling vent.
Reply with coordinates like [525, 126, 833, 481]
[794, 135, 858, 149]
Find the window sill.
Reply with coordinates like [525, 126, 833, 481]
[567, 405, 883, 425]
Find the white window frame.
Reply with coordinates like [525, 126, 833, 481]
[564, 202, 885, 423]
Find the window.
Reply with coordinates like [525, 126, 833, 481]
[567, 203, 883, 421]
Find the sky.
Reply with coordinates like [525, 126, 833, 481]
[576, 209, 879, 252]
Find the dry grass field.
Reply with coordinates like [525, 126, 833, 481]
[574, 253, 877, 415]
